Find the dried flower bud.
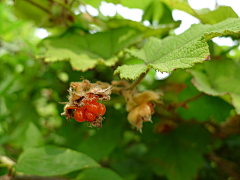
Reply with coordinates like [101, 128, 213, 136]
[127, 103, 153, 133]
[126, 90, 162, 132]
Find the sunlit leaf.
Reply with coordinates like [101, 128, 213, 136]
[114, 18, 240, 80]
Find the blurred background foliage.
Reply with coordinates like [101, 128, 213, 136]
[0, 0, 240, 180]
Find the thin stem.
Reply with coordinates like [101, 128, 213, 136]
[176, 92, 205, 107]
[126, 70, 149, 91]
[69, 0, 76, 7]
[25, 0, 51, 14]
[52, 0, 76, 17]
[208, 152, 240, 179]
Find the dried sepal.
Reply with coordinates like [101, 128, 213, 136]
[89, 116, 104, 128]
[132, 90, 161, 105]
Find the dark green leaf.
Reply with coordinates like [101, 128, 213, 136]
[14, 145, 99, 176]
[147, 124, 211, 180]
[75, 167, 123, 180]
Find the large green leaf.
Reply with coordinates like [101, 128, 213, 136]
[75, 167, 123, 180]
[114, 18, 240, 80]
[41, 27, 142, 71]
[147, 124, 211, 180]
[14, 145, 99, 176]
[188, 58, 240, 114]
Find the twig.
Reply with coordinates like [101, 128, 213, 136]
[126, 70, 149, 91]
[69, 0, 76, 7]
[52, 0, 76, 17]
[175, 92, 205, 108]
[25, 0, 51, 14]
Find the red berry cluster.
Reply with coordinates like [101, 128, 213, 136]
[73, 95, 106, 122]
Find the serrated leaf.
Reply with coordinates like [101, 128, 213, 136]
[14, 145, 99, 176]
[147, 124, 210, 180]
[114, 18, 240, 80]
[75, 167, 123, 180]
[107, 19, 180, 38]
[41, 27, 142, 71]
[188, 58, 240, 114]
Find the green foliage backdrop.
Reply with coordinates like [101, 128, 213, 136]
[1, 0, 240, 180]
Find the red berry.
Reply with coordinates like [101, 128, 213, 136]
[84, 110, 96, 122]
[87, 102, 106, 116]
[74, 108, 86, 122]
[98, 103, 106, 116]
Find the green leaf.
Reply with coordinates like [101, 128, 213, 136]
[188, 58, 240, 114]
[75, 167, 123, 180]
[159, 0, 238, 24]
[197, 6, 238, 25]
[14, 145, 99, 176]
[114, 18, 240, 80]
[83, 0, 154, 9]
[23, 122, 44, 149]
[147, 124, 210, 180]
[14, 0, 52, 27]
[10, 121, 44, 149]
[159, 0, 195, 16]
[107, 19, 180, 38]
[177, 79, 233, 122]
[120, 0, 155, 9]
[41, 27, 142, 71]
